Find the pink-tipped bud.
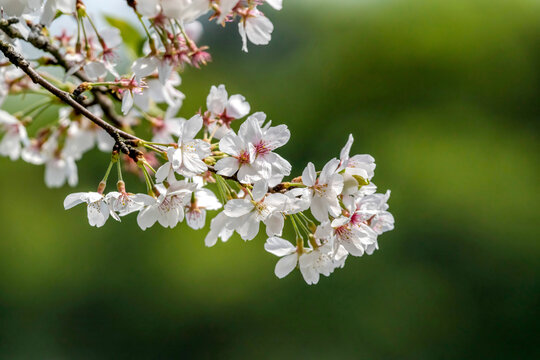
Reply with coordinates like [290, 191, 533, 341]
[117, 180, 126, 193]
[97, 181, 106, 194]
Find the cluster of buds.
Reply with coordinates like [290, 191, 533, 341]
[0, 0, 394, 284]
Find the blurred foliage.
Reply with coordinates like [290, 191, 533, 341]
[0, 0, 539, 358]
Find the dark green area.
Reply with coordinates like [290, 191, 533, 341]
[0, 0, 539, 358]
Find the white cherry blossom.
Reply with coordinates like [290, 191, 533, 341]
[64, 191, 120, 228]
[185, 178, 222, 230]
[160, 0, 210, 23]
[298, 243, 336, 285]
[45, 156, 78, 188]
[265, 236, 300, 279]
[224, 179, 287, 240]
[168, 114, 211, 177]
[0, 110, 29, 161]
[204, 212, 236, 247]
[238, 113, 291, 186]
[239, 8, 274, 52]
[214, 129, 258, 183]
[137, 181, 197, 230]
[206, 84, 251, 138]
[105, 183, 148, 217]
[328, 216, 376, 257]
[301, 159, 344, 222]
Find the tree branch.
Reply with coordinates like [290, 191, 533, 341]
[0, 18, 124, 127]
[0, 39, 144, 159]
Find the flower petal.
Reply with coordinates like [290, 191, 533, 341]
[224, 199, 253, 217]
[275, 254, 298, 279]
[264, 236, 295, 256]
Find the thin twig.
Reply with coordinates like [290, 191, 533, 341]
[0, 18, 124, 127]
[0, 39, 142, 158]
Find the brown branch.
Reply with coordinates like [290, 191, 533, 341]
[0, 18, 124, 127]
[0, 39, 144, 159]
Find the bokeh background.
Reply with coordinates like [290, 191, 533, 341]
[1, 0, 539, 358]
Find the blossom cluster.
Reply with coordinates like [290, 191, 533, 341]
[0, 0, 394, 284]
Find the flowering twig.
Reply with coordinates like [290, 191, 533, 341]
[0, 0, 395, 285]
[0, 18, 124, 128]
[0, 39, 141, 158]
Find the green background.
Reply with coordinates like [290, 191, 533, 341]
[0, 0, 539, 358]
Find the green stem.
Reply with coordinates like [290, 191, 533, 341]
[101, 160, 115, 183]
[136, 13, 156, 53]
[142, 143, 166, 155]
[80, 17, 90, 55]
[293, 213, 311, 235]
[117, 159, 123, 182]
[298, 212, 316, 226]
[290, 215, 303, 241]
[86, 14, 104, 47]
[140, 164, 154, 194]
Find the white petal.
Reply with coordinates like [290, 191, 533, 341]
[311, 195, 329, 222]
[121, 92, 134, 115]
[299, 264, 319, 285]
[245, 14, 274, 46]
[264, 125, 290, 149]
[215, 157, 240, 177]
[252, 179, 268, 202]
[264, 236, 295, 256]
[339, 134, 354, 164]
[155, 162, 172, 183]
[181, 114, 203, 140]
[218, 133, 241, 156]
[206, 85, 228, 115]
[264, 213, 285, 237]
[137, 205, 158, 230]
[238, 22, 248, 52]
[226, 94, 250, 119]
[266, 0, 283, 10]
[63, 192, 86, 210]
[302, 162, 316, 187]
[238, 215, 260, 241]
[224, 199, 253, 217]
[275, 254, 298, 279]
[320, 158, 340, 184]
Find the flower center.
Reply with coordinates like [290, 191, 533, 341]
[237, 150, 251, 164]
[254, 141, 270, 156]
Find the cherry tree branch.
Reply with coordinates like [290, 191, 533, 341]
[0, 18, 124, 128]
[0, 38, 145, 159]
[0, 20, 298, 192]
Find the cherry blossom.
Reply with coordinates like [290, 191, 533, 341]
[238, 8, 274, 52]
[301, 159, 344, 222]
[238, 113, 291, 186]
[167, 114, 211, 177]
[205, 84, 251, 138]
[264, 236, 300, 279]
[0, 110, 28, 161]
[185, 178, 221, 230]
[64, 191, 120, 228]
[137, 181, 196, 230]
[223, 179, 287, 240]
